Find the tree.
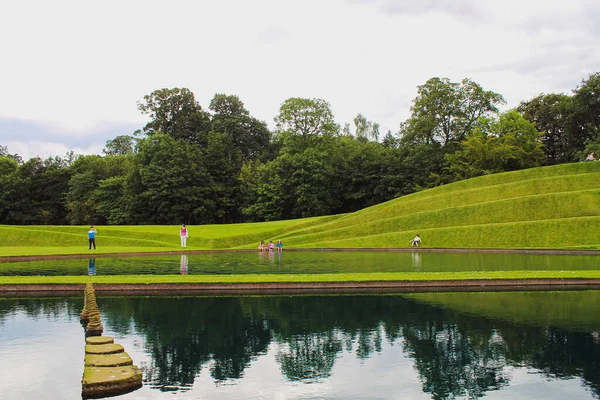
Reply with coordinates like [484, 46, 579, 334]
[274, 98, 339, 150]
[518, 93, 574, 164]
[137, 88, 212, 144]
[65, 155, 110, 224]
[572, 72, 600, 159]
[400, 77, 505, 147]
[209, 93, 249, 117]
[446, 110, 545, 180]
[103, 135, 136, 156]
[209, 94, 273, 161]
[0, 145, 22, 164]
[352, 113, 380, 142]
[128, 134, 214, 224]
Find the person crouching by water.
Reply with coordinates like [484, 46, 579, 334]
[180, 224, 188, 248]
[411, 234, 421, 247]
[258, 241, 266, 252]
[88, 226, 97, 250]
[276, 240, 284, 252]
[268, 240, 275, 252]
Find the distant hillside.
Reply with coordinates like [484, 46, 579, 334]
[0, 162, 599, 256]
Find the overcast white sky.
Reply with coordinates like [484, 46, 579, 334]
[1, 0, 599, 160]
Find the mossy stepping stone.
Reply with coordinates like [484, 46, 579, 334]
[85, 343, 124, 355]
[86, 336, 114, 345]
[85, 352, 133, 367]
[82, 365, 142, 398]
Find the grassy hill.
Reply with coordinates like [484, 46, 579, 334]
[1, 162, 599, 257]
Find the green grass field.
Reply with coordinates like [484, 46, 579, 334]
[1, 161, 600, 258]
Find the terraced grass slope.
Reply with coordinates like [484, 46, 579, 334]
[1, 162, 599, 256]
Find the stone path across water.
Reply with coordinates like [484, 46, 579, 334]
[80, 283, 142, 399]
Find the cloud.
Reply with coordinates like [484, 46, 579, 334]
[0, 0, 599, 155]
[255, 25, 292, 46]
[0, 118, 141, 160]
[348, 0, 479, 17]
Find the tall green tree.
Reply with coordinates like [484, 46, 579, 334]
[274, 98, 340, 151]
[127, 133, 214, 224]
[102, 135, 136, 156]
[446, 110, 544, 180]
[137, 88, 212, 144]
[518, 93, 574, 164]
[400, 77, 505, 147]
[209, 94, 273, 161]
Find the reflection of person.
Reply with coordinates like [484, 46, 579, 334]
[88, 258, 96, 276]
[586, 152, 596, 161]
[180, 254, 188, 275]
[411, 252, 421, 270]
[411, 234, 421, 247]
[180, 224, 188, 248]
[276, 240, 284, 252]
[88, 226, 97, 250]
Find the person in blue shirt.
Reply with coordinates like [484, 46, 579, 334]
[276, 240, 284, 252]
[88, 226, 97, 250]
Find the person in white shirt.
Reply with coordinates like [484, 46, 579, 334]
[411, 234, 421, 247]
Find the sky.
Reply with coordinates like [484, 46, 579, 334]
[1, 0, 599, 160]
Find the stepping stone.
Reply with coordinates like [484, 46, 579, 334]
[86, 336, 114, 345]
[85, 352, 133, 367]
[85, 343, 124, 355]
[82, 365, 142, 398]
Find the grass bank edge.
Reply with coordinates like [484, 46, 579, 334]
[2, 270, 600, 285]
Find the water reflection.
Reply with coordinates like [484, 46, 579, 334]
[3, 251, 600, 276]
[88, 258, 96, 276]
[411, 251, 421, 270]
[2, 293, 600, 399]
[179, 254, 188, 275]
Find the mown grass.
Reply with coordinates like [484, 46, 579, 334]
[2, 270, 600, 285]
[1, 161, 599, 257]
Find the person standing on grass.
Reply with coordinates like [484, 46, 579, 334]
[180, 224, 188, 248]
[88, 226, 97, 250]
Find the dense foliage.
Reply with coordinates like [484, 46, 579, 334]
[1, 74, 599, 225]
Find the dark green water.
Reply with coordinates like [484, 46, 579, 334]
[1, 251, 598, 275]
[1, 292, 600, 399]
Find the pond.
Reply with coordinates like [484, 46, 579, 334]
[1, 251, 599, 276]
[1, 291, 600, 399]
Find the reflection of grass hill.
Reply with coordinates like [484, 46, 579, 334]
[0, 162, 599, 256]
[404, 291, 600, 332]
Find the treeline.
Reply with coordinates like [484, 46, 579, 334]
[1, 74, 599, 225]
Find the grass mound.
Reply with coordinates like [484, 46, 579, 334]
[1, 162, 599, 256]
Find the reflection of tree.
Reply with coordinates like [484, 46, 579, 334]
[400, 303, 511, 400]
[277, 332, 343, 381]
[531, 328, 600, 397]
[0, 298, 81, 325]
[100, 297, 272, 387]
[4, 294, 600, 397]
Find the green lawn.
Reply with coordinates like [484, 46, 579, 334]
[2, 270, 600, 285]
[1, 162, 599, 259]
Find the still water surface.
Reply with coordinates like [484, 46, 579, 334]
[1, 251, 599, 275]
[1, 292, 600, 399]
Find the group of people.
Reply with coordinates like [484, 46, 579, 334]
[258, 240, 284, 252]
[88, 224, 420, 250]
